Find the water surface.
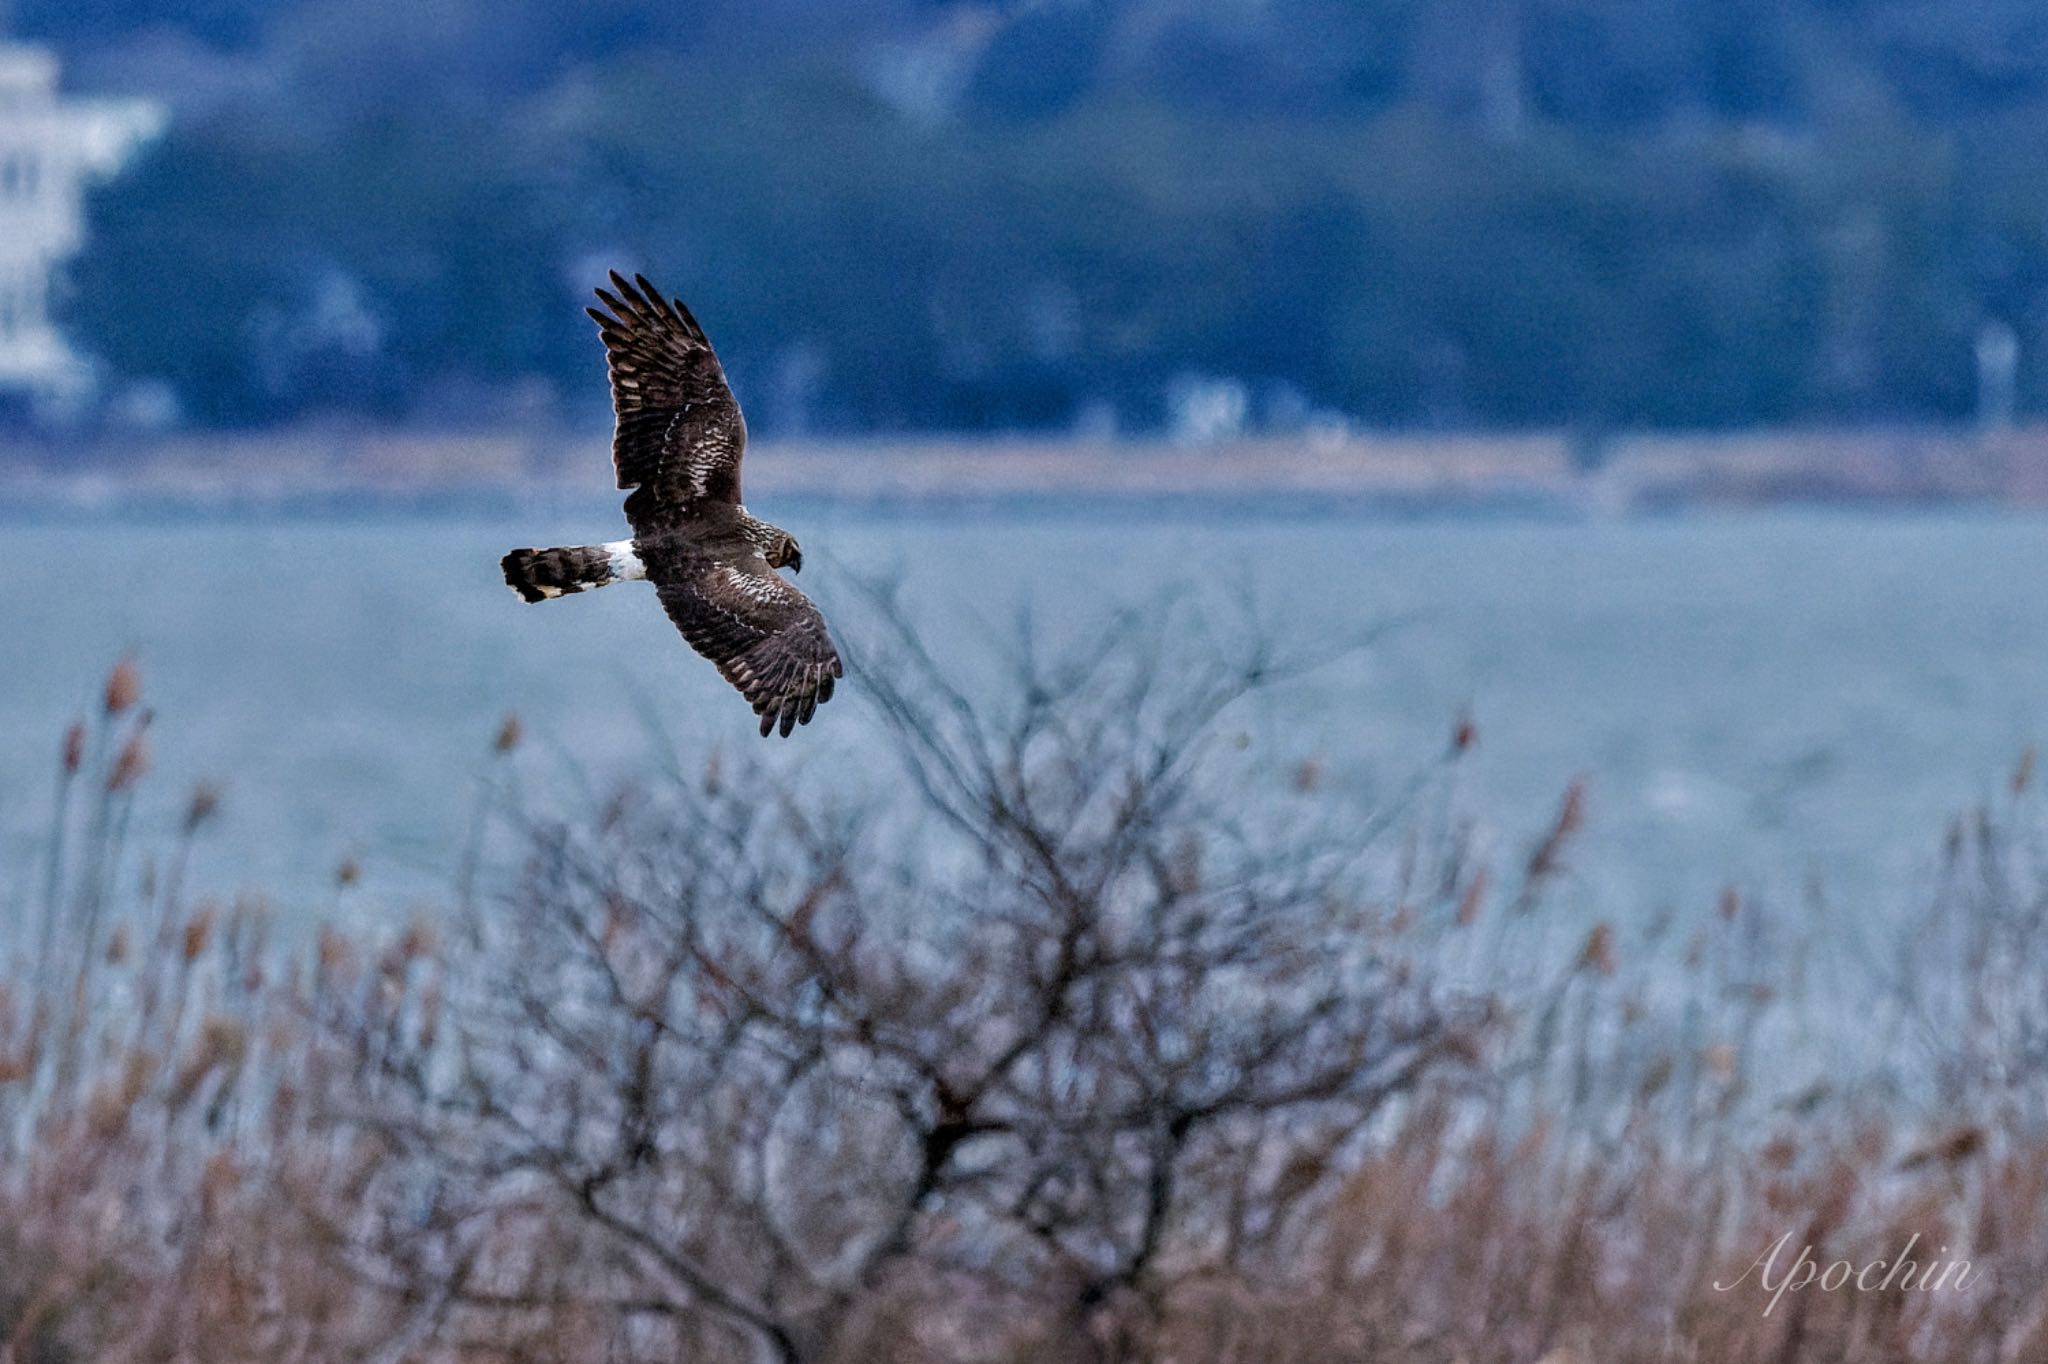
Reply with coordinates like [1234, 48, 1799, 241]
[3, 505, 2042, 932]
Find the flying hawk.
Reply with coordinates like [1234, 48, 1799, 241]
[502, 273, 843, 737]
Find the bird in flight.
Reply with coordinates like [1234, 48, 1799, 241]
[502, 273, 843, 737]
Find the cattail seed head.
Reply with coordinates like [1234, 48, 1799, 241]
[494, 712, 523, 753]
[184, 782, 222, 833]
[170, 1019, 245, 1108]
[87, 1085, 132, 1138]
[1933, 1125, 1985, 1165]
[1456, 867, 1490, 926]
[1702, 1042, 1739, 1083]
[397, 916, 438, 962]
[107, 729, 151, 793]
[1452, 707, 1477, 753]
[183, 905, 218, 962]
[317, 925, 354, 981]
[1578, 921, 1617, 976]
[335, 856, 361, 888]
[104, 657, 140, 716]
[1524, 777, 1588, 884]
[1761, 1133, 1799, 1169]
[1554, 778, 1586, 838]
[61, 720, 85, 774]
[2016, 744, 2038, 796]
[200, 1014, 248, 1066]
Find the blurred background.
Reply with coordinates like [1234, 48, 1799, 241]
[16, 11, 2048, 1352]
[10, 0, 2048, 439]
[8, 0, 2048, 927]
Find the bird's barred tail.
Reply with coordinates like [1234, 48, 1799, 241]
[502, 546, 615, 603]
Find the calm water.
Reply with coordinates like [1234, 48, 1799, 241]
[4, 505, 2045, 931]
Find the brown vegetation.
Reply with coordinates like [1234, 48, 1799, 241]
[3, 623, 2045, 1362]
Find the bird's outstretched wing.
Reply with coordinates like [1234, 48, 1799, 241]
[656, 557, 843, 737]
[586, 272, 745, 533]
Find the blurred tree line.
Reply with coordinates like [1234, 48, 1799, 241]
[29, 0, 2048, 432]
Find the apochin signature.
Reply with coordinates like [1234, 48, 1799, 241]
[1714, 1232, 1978, 1317]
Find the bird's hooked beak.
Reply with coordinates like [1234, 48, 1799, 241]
[786, 545, 803, 573]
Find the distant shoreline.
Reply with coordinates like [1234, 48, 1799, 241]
[7, 425, 2048, 514]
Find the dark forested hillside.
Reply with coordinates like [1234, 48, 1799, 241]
[29, 0, 2048, 432]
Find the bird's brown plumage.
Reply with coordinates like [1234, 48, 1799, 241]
[586, 273, 747, 525]
[650, 556, 840, 737]
[513, 272, 844, 737]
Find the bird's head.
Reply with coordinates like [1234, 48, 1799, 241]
[771, 533, 803, 574]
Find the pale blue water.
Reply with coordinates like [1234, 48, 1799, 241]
[3, 505, 2045, 935]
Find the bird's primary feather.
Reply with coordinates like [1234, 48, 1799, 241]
[503, 272, 843, 736]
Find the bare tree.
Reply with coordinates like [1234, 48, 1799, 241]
[313, 594, 1481, 1363]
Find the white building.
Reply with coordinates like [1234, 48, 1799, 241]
[0, 43, 160, 412]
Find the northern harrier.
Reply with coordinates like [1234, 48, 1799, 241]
[502, 273, 843, 737]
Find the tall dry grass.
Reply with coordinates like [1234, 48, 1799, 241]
[4, 616, 2046, 1362]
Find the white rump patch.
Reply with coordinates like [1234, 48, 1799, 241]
[604, 540, 648, 582]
